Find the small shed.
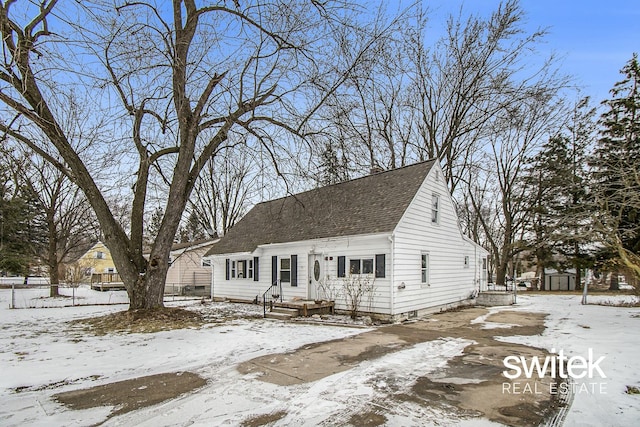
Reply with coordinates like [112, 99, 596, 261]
[544, 269, 576, 291]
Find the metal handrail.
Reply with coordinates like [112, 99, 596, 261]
[262, 280, 282, 317]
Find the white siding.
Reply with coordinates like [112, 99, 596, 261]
[392, 164, 485, 315]
[211, 234, 393, 314]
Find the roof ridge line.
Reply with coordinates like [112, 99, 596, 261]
[257, 158, 438, 206]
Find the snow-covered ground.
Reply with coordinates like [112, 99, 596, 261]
[495, 294, 640, 427]
[1, 290, 639, 426]
[2, 285, 130, 308]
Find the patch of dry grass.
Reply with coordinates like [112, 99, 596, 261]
[241, 410, 288, 427]
[54, 372, 207, 417]
[71, 307, 204, 335]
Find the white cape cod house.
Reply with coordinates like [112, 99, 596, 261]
[205, 160, 488, 321]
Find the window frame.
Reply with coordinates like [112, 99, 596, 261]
[237, 260, 247, 278]
[280, 257, 291, 283]
[362, 259, 374, 275]
[464, 255, 470, 268]
[421, 252, 430, 287]
[337, 256, 346, 278]
[375, 254, 386, 278]
[349, 259, 361, 275]
[349, 258, 374, 276]
[226, 258, 255, 280]
[431, 193, 440, 224]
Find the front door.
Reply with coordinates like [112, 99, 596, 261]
[308, 254, 323, 301]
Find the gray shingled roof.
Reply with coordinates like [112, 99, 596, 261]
[206, 160, 436, 255]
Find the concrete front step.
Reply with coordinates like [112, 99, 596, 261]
[265, 311, 294, 321]
[271, 307, 299, 317]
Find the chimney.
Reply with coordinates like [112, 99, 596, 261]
[370, 165, 384, 175]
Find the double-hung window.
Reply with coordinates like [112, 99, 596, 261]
[431, 194, 440, 224]
[237, 260, 247, 278]
[280, 258, 291, 283]
[421, 253, 430, 286]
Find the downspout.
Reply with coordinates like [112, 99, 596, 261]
[388, 234, 395, 319]
[210, 259, 214, 301]
[473, 243, 477, 293]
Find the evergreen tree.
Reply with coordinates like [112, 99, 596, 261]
[318, 142, 349, 186]
[0, 192, 30, 275]
[556, 98, 597, 288]
[144, 207, 164, 248]
[524, 98, 596, 288]
[178, 212, 207, 243]
[523, 136, 564, 287]
[0, 161, 46, 275]
[591, 53, 640, 286]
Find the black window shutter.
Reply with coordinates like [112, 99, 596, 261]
[253, 257, 259, 281]
[291, 255, 298, 287]
[225, 259, 230, 280]
[242, 260, 247, 279]
[271, 256, 278, 285]
[337, 256, 346, 278]
[375, 254, 386, 278]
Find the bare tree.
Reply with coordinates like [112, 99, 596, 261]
[3, 90, 102, 295]
[0, 1, 391, 311]
[465, 91, 566, 286]
[317, 0, 568, 196]
[188, 146, 259, 237]
[402, 1, 568, 194]
[21, 155, 98, 295]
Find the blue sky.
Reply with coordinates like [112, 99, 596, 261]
[417, 0, 639, 103]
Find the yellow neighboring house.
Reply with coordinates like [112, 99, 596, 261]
[67, 241, 118, 286]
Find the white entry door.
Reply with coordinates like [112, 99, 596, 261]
[308, 254, 323, 301]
